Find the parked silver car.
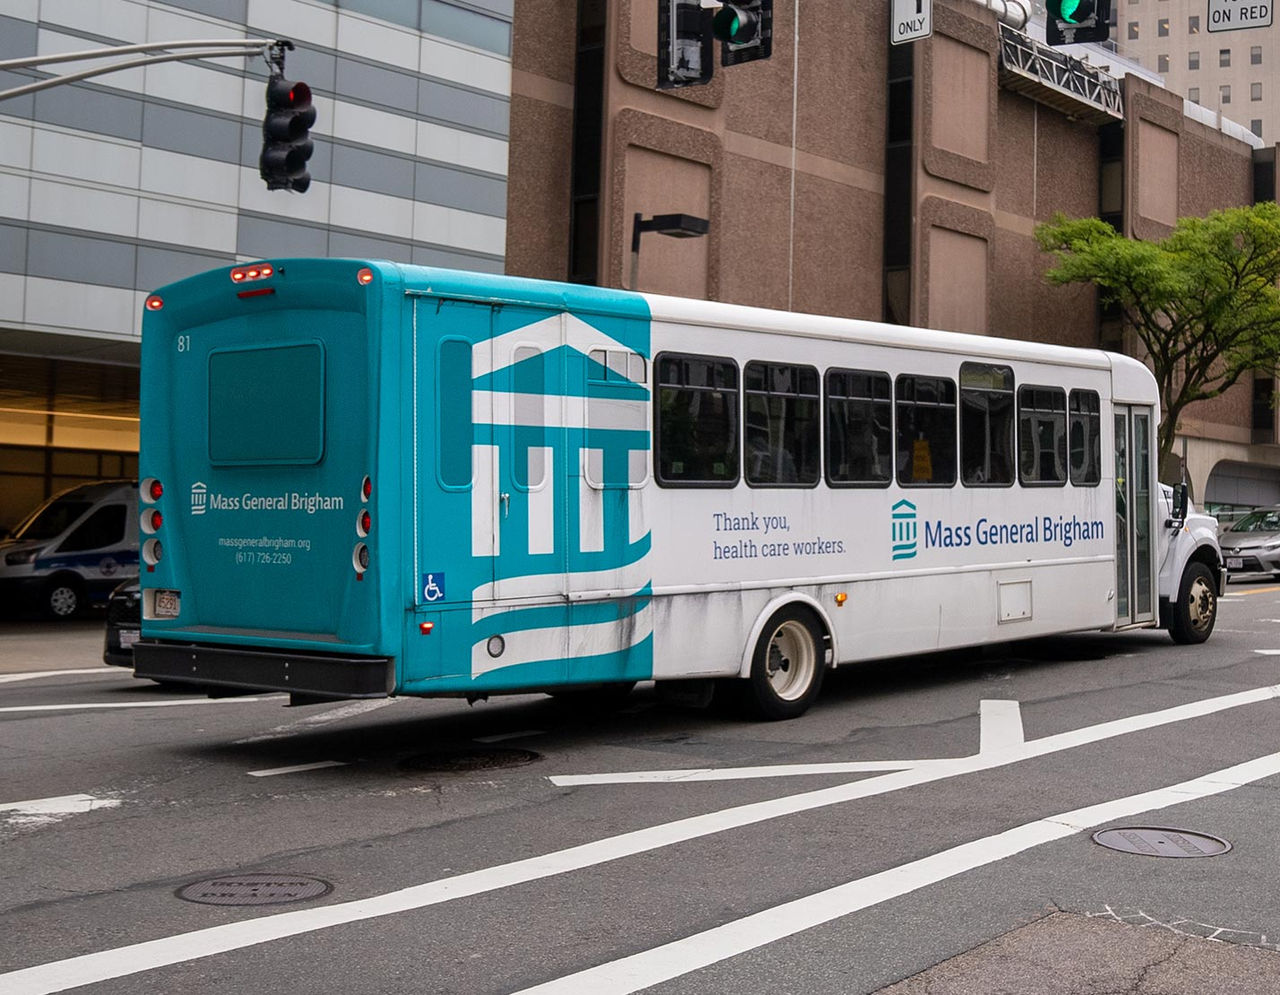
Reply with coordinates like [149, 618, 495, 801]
[1219, 506, 1280, 580]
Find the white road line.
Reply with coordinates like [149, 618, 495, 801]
[0, 697, 280, 714]
[980, 699, 1024, 754]
[475, 730, 547, 744]
[550, 760, 923, 786]
[1255, 650, 1280, 656]
[511, 750, 1280, 995]
[0, 794, 119, 816]
[0, 669, 121, 684]
[233, 699, 397, 744]
[3, 683, 1278, 995]
[247, 761, 348, 778]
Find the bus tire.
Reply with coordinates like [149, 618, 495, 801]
[1169, 561, 1217, 645]
[44, 577, 84, 619]
[741, 606, 825, 720]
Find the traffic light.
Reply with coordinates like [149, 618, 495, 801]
[712, 1, 772, 67]
[1045, 0, 1111, 46]
[658, 0, 714, 89]
[260, 74, 315, 192]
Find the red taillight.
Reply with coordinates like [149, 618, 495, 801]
[145, 295, 164, 310]
[141, 478, 163, 503]
[361, 475, 372, 500]
[360, 510, 372, 534]
[150, 510, 163, 531]
[150, 479, 163, 500]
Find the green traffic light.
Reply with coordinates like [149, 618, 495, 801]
[713, 4, 755, 44]
[1060, 0, 1083, 23]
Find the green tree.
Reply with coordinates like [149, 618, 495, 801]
[1035, 202, 1280, 475]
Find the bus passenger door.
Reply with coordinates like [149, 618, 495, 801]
[480, 306, 569, 605]
[1113, 404, 1155, 625]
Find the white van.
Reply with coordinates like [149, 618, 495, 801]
[0, 480, 139, 618]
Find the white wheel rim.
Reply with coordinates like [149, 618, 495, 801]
[49, 586, 77, 616]
[765, 620, 816, 701]
[1186, 575, 1215, 633]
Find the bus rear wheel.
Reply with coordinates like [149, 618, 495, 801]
[741, 606, 825, 720]
[1169, 561, 1217, 645]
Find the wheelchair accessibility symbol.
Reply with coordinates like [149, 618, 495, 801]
[421, 573, 445, 602]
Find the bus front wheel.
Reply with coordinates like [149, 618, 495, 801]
[741, 607, 825, 720]
[1169, 561, 1217, 645]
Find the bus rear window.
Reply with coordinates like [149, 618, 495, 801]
[209, 343, 325, 465]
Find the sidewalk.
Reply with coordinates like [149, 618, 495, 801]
[0, 619, 108, 674]
[876, 912, 1280, 995]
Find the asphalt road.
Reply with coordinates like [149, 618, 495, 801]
[3, 585, 1280, 994]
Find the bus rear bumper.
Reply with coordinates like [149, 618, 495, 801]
[133, 640, 394, 699]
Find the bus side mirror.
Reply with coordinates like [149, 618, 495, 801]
[1168, 482, 1189, 528]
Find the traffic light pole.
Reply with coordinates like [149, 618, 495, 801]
[0, 38, 281, 101]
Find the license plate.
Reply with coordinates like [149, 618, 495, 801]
[154, 590, 180, 618]
[119, 629, 140, 648]
[1227, 558, 1244, 570]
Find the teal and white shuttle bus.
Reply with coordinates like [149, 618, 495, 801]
[133, 259, 1223, 719]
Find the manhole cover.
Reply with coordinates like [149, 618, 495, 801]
[1092, 827, 1232, 858]
[399, 746, 540, 773]
[177, 873, 333, 906]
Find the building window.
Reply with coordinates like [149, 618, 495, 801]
[1252, 46, 1263, 65]
[1188, 14, 1200, 32]
[1158, 54, 1169, 73]
[1252, 119, 1264, 138]
[1189, 50, 1200, 70]
[1221, 84, 1231, 104]
[1157, 18, 1169, 36]
[1189, 86, 1200, 103]
[1128, 21, 1139, 40]
[1253, 82, 1263, 101]
[1220, 48, 1231, 67]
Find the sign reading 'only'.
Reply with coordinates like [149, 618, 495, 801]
[1207, 0, 1273, 32]
[892, 0, 932, 45]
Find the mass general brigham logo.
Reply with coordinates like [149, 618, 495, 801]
[891, 498, 917, 560]
[191, 481, 208, 516]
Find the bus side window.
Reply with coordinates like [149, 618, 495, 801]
[1018, 385, 1067, 486]
[895, 374, 957, 487]
[744, 361, 820, 487]
[1069, 389, 1101, 486]
[654, 352, 739, 487]
[826, 368, 892, 486]
[438, 339, 474, 488]
[959, 362, 1015, 486]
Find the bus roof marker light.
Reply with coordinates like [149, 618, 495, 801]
[835, 592, 848, 607]
[145, 295, 164, 310]
[230, 264, 274, 283]
[357, 268, 374, 285]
